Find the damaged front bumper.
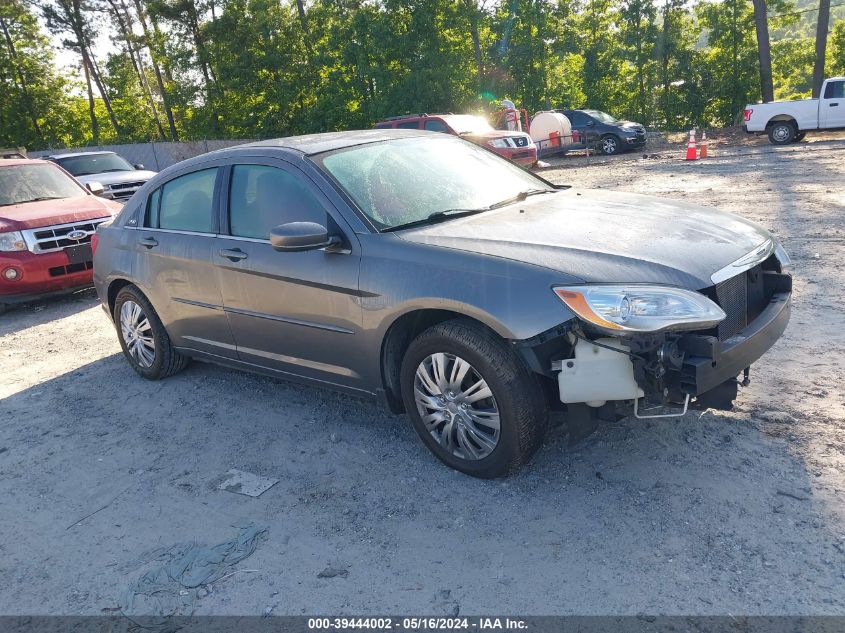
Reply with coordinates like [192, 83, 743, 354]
[520, 277, 791, 415]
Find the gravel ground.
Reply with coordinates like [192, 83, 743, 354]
[1, 135, 844, 616]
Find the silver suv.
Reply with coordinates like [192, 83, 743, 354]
[49, 151, 157, 201]
[93, 130, 791, 478]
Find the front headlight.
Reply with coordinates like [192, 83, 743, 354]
[554, 285, 726, 334]
[774, 241, 791, 271]
[488, 139, 510, 149]
[0, 231, 27, 252]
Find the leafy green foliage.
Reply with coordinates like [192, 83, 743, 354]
[1, 0, 838, 150]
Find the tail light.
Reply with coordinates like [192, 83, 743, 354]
[91, 232, 100, 255]
[743, 109, 753, 122]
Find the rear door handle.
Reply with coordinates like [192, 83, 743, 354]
[139, 236, 158, 248]
[219, 248, 248, 262]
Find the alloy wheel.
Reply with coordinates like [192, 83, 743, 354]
[119, 300, 155, 368]
[602, 137, 618, 154]
[414, 352, 501, 460]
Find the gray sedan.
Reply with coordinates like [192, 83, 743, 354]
[93, 129, 791, 478]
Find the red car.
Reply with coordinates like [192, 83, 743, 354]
[0, 159, 121, 314]
[375, 113, 538, 167]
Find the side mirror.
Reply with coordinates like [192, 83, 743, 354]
[270, 222, 341, 252]
[586, 120, 595, 127]
[134, 163, 145, 170]
[87, 181, 105, 195]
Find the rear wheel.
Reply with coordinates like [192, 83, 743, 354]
[113, 285, 188, 380]
[400, 319, 548, 478]
[768, 121, 796, 145]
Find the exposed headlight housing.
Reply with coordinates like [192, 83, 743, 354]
[774, 241, 791, 271]
[554, 285, 726, 334]
[0, 231, 27, 252]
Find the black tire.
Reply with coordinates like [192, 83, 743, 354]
[113, 284, 189, 380]
[400, 319, 549, 478]
[794, 132, 806, 142]
[767, 121, 796, 145]
[599, 134, 621, 155]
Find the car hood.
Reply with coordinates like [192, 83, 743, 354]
[395, 188, 772, 289]
[75, 170, 157, 185]
[0, 195, 120, 231]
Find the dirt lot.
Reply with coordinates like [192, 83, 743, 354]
[1, 134, 844, 617]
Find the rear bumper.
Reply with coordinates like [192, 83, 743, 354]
[679, 291, 791, 395]
[0, 249, 94, 304]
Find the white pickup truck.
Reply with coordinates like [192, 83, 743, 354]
[744, 77, 845, 144]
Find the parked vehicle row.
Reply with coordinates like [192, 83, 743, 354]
[92, 129, 790, 478]
[744, 76, 845, 144]
[376, 113, 539, 166]
[375, 107, 648, 164]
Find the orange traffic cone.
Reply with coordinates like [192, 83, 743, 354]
[699, 131, 708, 159]
[685, 130, 697, 161]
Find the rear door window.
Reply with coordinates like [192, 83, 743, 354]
[396, 121, 421, 129]
[145, 168, 218, 233]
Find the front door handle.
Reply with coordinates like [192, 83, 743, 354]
[830, 102, 839, 107]
[219, 248, 248, 262]
[139, 236, 158, 248]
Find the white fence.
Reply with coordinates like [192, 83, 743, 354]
[29, 139, 256, 171]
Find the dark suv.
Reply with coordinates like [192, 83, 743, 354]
[556, 109, 647, 155]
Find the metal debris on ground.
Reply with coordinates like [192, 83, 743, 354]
[217, 469, 279, 497]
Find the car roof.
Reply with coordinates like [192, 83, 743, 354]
[0, 158, 49, 167]
[48, 151, 117, 159]
[238, 128, 430, 156]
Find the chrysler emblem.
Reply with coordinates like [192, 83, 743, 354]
[67, 229, 88, 241]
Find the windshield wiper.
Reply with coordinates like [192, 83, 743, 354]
[381, 189, 557, 232]
[382, 208, 490, 232]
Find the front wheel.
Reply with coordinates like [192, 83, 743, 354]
[400, 319, 549, 478]
[768, 121, 796, 145]
[113, 284, 189, 379]
[599, 135, 621, 155]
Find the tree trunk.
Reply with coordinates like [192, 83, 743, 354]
[84, 44, 122, 135]
[463, 0, 483, 82]
[0, 15, 44, 142]
[131, 0, 179, 140]
[106, 0, 166, 139]
[812, 0, 831, 97]
[82, 56, 100, 145]
[68, 0, 121, 135]
[752, 0, 774, 102]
